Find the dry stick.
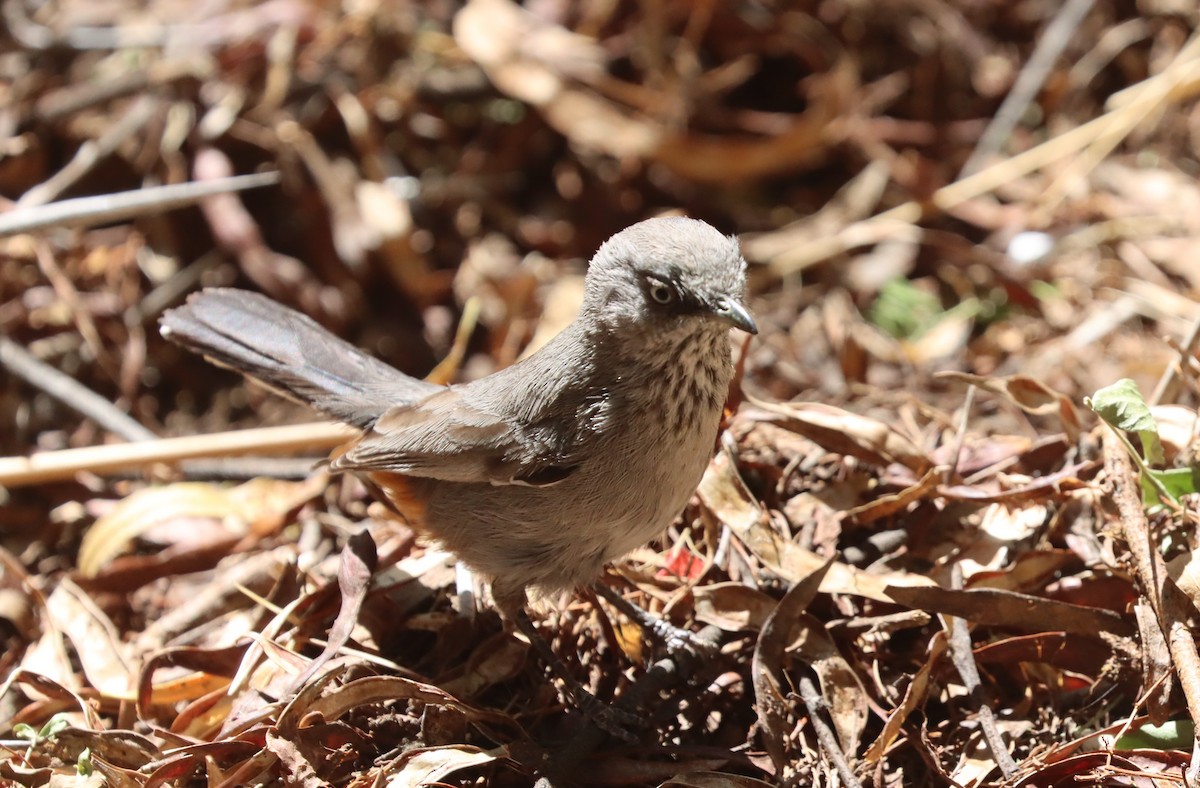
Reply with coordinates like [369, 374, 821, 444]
[1149, 309, 1200, 407]
[959, 0, 1097, 178]
[0, 422, 357, 488]
[0, 172, 281, 237]
[36, 57, 210, 122]
[1035, 29, 1200, 219]
[33, 242, 113, 379]
[0, 334, 156, 442]
[16, 96, 162, 209]
[796, 675, 863, 788]
[945, 384, 977, 485]
[2, 315, 317, 481]
[1102, 428, 1200, 784]
[944, 565, 1019, 780]
[762, 36, 1200, 276]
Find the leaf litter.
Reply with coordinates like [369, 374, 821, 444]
[2, 0, 1200, 785]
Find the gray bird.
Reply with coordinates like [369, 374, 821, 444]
[161, 216, 756, 733]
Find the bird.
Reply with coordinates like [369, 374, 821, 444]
[160, 216, 756, 734]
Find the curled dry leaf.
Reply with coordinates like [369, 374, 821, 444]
[1167, 548, 1200, 610]
[41, 578, 134, 698]
[864, 631, 947, 763]
[884, 585, 1136, 639]
[1011, 750, 1189, 787]
[691, 582, 778, 632]
[382, 745, 501, 785]
[956, 502, 1049, 578]
[440, 632, 528, 697]
[792, 615, 870, 759]
[937, 371, 1083, 441]
[843, 466, 941, 525]
[1152, 404, 1199, 459]
[745, 395, 932, 474]
[77, 477, 322, 579]
[973, 632, 1109, 680]
[751, 561, 830, 772]
[45, 727, 161, 772]
[302, 674, 523, 735]
[0, 669, 105, 731]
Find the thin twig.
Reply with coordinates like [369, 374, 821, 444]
[0, 422, 357, 487]
[796, 675, 863, 788]
[17, 97, 162, 209]
[958, 0, 1097, 178]
[945, 565, 1019, 779]
[0, 172, 280, 237]
[0, 334, 155, 442]
[752, 35, 1200, 275]
[946, 385, 976, 484]
[1102, 428, 1200, 760]
[1149, 309, 1200, 407]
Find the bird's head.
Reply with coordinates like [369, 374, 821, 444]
[581, 217, 757, 341]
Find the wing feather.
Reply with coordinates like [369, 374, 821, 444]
[330, 387, 580, 486]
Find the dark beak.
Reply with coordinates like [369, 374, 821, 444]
[712, 296, 758, 334]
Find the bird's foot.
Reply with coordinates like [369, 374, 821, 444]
[593, 582, 720, 666]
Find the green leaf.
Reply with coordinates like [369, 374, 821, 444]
[1114, 719, 1195, 750]
[1085, 379, 1164, 465]
[37, 713, 71, 742]
[1143, 467, 1200, 507]
[870, 279, 943, 340]
[12, 723, 36, 743]
[77, 747, 93, 776]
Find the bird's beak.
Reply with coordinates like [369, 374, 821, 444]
[712, 296, 758, 334]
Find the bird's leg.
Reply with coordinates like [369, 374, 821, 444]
[593, 582, 720, 662]
[510, 607, 643, 741]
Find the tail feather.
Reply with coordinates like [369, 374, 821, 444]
[160, 288, 438, 427]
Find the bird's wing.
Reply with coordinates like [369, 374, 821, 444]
[329, 386, 583, 487]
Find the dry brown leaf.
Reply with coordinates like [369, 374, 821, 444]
[746, 395, 932, 474]
[907, 309, 974, 364]
[792, 617, 870, 758]
[691, 582, 778, 632]
[42, 578, 134, 697]
[453, 0, 844, 183]
[973, 632, 1109, 679]
[440, 632, 528, 697]
[752, 559, 831, 772]
[956, 502, 1049, 578]
[0, 669, 105, 731]
[937, 371, 1083, 440]
[303, 674, 522, 734]
[864, 631, 947, 763]
[885, 585, 1135, 639]
[968, 549, 1080, 593]
[1167, 548, 1200, 610]
[844, 466, 942, 525]
[698, 448, 935, 602]
[77, 477, 320, 578]
[380, 745, 501, 785]
[1152, 404, 1199, 459]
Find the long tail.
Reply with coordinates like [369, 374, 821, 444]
[160, 288, 439, 428]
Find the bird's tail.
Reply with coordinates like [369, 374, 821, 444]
[160, 288, 438, 427]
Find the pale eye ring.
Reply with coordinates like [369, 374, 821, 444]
[648, 280, 674, 304]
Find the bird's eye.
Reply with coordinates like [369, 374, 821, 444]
[648, 280, 674, 304]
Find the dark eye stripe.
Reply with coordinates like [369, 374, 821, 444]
[639, 271, 707, 315]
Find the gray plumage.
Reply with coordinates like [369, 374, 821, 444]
[161, 216, 755, 616]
